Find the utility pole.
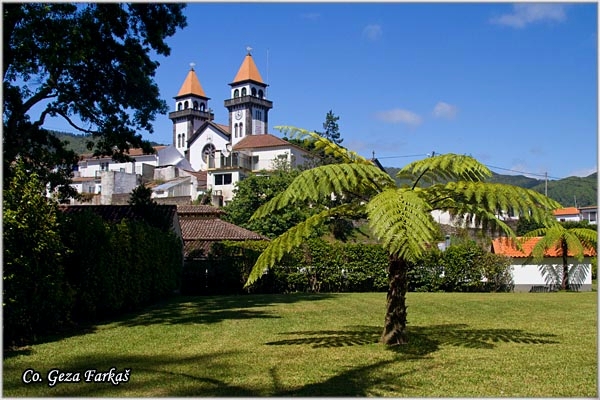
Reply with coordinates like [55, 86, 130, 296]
[545, 172, 548, 197]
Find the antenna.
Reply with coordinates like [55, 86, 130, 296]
[266, 48, 270, 97]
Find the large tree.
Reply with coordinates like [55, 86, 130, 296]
[245, 126, 561, 345]
[316, 109, 343, 145]
[522, 222, 597, 290]
[3, 3, 187, 200]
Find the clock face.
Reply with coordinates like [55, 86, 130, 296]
[235, 110, 243, 120]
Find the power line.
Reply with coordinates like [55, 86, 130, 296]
[485, 164, 561, 180]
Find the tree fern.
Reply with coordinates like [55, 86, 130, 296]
[251, 163, 394, 220]
[276, 126, 373, 165]
[397, 153, 493, 188]
[245, 204, 360, 286]
[366, 188, 437, 261]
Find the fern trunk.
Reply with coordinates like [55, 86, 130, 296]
[561, 240, 569, 291]
[380, 255, 409, 345]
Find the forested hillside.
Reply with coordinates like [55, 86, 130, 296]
[51, 131, 166, 155]
[385, 167, 597, 207]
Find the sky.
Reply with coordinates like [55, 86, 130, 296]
[42, 2, 598, 180]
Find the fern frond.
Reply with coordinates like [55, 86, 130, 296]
[427, 181, 561, 226]
[397, 153, 493, 187]
[366, 188, 437, 261]
[276, 125, 373, 165]
[245, 204, 361, 286]
[251, 163, 394, 220]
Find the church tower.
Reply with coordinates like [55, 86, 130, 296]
[224, 50, 273, 145]
[169, 63, 214, 154]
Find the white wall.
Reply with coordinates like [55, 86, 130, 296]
[510, 257, 593, 292]
[188, 126, 229, 171]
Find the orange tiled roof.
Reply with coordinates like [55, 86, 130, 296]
[553, 207, 580, 216]
[491, 237, 596, 258]
[231, 53, 264, 84]
[177, 68, 207, 98]
[233, 134, 292, 150]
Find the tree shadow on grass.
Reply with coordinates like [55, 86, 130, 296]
[2, 350, 262, 397]
[112, 293, 335, 328]
[267, 324, 559, 359]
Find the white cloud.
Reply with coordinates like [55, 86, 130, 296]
[432, 102, 458, 119]
[490, 4, 566, 28]
[567, 166, 597, 178]
[374, 109, 422, 126]
[363, 24, 383, 41]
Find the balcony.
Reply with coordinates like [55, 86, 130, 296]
[168, 108, 214, 121]
[224, 95, 273, 109]
[208, 152, 256, 171]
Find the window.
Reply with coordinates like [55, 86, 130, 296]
[202, 143, 216, 163]
[239, 123, 243, 136]
[178, 102, 183, 111]
[200, 103, 206, 111]
[214, 173, 232, 185]
[193, 101, 198, 110]
[234, 89, 239, 98]
[258, 89, 264, 98]
[182, 133, 186, 147]
[234, 123, 238, 138]
[251, 87, 257, 96]
[241, 88, 247, 96]
[184, 100, 189, 109]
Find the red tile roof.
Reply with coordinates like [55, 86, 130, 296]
[491, 237, 596, 258]
[553, 207, 581, 216]
[233, 134, 296, 150]
[180, 218, 266, 241]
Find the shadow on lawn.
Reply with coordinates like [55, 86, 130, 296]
[267, 324, 559, 359]
[112, 293, 335, 328]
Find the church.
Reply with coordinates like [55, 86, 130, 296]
[168, 50, 313, 204]
[73, 50, 313, 205]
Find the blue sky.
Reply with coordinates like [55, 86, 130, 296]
[46, 2, 598, 179]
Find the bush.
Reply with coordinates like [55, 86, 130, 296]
[3, 163, 74, 347]
[409, 241, 513, 292]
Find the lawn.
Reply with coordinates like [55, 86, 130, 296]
[3, 292, 597, 397]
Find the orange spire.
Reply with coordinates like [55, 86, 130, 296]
[231, 52, 264, 84]
[177, 65, 207, 97]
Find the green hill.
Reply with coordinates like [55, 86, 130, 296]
[51, 131, 166, 156]
[384, 167, 597, 208]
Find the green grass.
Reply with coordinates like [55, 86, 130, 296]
[3, 292, 597, 397]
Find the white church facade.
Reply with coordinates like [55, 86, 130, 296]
[168, 51, 312, 205]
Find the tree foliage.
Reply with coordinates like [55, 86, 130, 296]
[222, 165, 322, 239]
[245, 126, 562, 346]
[3, 161, 73, 346]
[3, 3, 187, 199]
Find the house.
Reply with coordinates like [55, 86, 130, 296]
[491, 237, 595, 292]
[579, 206, 597, 225]
[553, 207, 582, 223]
[170, 50, 314, 205]
[177, 205, 267, 259]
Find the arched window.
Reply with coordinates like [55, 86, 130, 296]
[193, 101, 198, 110]
[200, 103, 205, 111]
[258, 90, 264, 98]
[182, 133, 186, 147]
[234, 123, 238, 138]
[184, 100, 189, 109]
[251, 87, 257, 97]
[177, 134, 181, 147]
[178, 103, 183, 111]
[239, 123, 243, 136]
[234, 89, 239, 98]
[241, 88, 247, 97]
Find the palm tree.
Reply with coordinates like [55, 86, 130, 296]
[245, 127, 561, 345]
[522, 223, 597, 290]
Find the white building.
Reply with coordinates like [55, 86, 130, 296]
[169, 50, 313, 205]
